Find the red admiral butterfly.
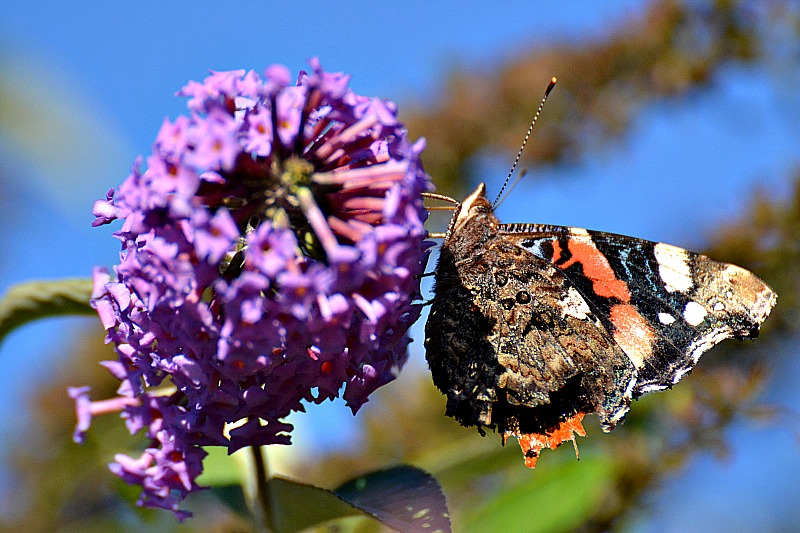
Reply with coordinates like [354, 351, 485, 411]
[423, 80, 777, 468]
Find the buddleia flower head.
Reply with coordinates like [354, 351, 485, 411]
[75, 59, 432, 517]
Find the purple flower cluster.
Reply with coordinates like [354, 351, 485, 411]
[74, 59, 431, 517]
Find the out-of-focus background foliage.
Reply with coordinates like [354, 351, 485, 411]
[1, 1, 798, 531]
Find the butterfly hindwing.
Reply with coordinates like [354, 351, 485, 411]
[483, 236, 637, 431]
[502, 223, 777, 396]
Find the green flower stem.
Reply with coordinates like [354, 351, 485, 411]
[251, 445, 274, 532]
[0, 278, 94, 345]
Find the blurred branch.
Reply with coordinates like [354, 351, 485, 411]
[406, 0, 798, 196]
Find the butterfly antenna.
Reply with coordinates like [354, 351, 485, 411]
[492, 77, 557, 208]
[495, 168, 528, 209]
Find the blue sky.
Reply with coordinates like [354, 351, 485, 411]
[1, 1, 798, 529]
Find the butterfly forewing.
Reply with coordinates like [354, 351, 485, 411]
[501, 223, 777, 395]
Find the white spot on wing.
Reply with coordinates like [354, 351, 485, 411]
[654, 242, 693, 293]
[672, 366, 693, 384]
[609, 405, 630, 425]
[687, 326, 732, 362]
[683, 301, 708, 326]
[658, 312, 676, 325]
[638, 383, 668, 393]
[623, 374, 637, 399]
[569, 227, 591, 238]
[609, 373, 636, 425]
[522, 239, 545, 259]
[559, 287, 591, 320]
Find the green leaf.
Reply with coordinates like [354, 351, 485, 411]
[209, 483, 252, 520]
[0, 278, 95, 344]
[268, 476, 361, 533]
[335, 465, 451, 533]
[268, 465, 451, 533]
[464, 455, 618, 533]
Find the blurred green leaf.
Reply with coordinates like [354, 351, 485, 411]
[268, 466, 451, 533]
[268, 476, 361, 532]
[0, 278, 94, 344]
[209, 484, 252, 521]
[335, 465, 451, 533]
[464, 455, 617, 533]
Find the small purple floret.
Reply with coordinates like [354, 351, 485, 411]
[73, 59, 432, 518]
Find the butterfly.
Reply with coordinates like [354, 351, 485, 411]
[423, 81, 777, 468]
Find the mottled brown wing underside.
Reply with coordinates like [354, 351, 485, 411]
[426, 234, 638, 465]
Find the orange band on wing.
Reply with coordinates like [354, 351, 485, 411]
[610, 303, 653, 368]
[549, 234, 652, 368]
[558, 239, 631, 301]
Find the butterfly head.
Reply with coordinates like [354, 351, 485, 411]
[444, 183, 496, 242]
